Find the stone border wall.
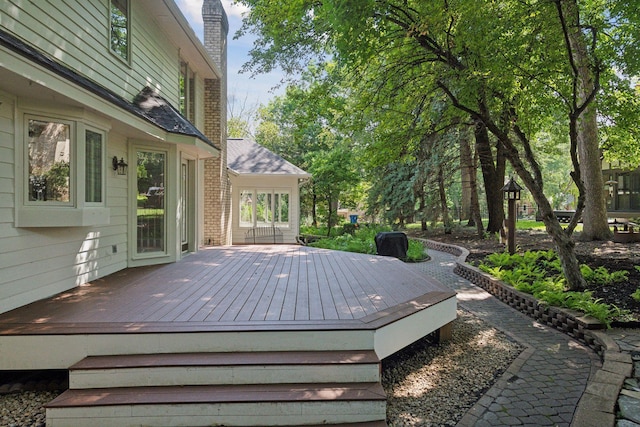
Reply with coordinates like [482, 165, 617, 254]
[424, 239, 608, 357]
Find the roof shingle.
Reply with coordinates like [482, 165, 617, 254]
[227, 138, 310, 177]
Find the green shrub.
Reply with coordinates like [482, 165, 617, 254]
[478, 250, 631, 327]
[307, 225, 427, 262]
[342, 223, 357, 235]
[581, 265, 628, 286]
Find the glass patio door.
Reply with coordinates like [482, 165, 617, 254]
[136, 151, 165, 254]
[180, 159, 192, 253]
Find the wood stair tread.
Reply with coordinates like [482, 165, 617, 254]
[46, 382, 387, 408]
[70, 350, 380, 370]
[302, 423, 387, 427]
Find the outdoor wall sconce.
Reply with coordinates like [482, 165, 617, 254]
[501, 177, 523, 254]
[112, 156, 128, 175]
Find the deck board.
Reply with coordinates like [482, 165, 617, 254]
[0, 245, 454, 335]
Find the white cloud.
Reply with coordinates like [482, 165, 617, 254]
[176, 0, 249, 22]
[223, 1, 250, 19]
[176, 0, 283, 109]
[176, 0, 202, 24]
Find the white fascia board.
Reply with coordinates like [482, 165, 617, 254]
[141, 0, 222, 80]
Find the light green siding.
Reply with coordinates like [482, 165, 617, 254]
[0, 0, 221, 314]
[0, 89, 130, 313]
[1, 0, 181, 106]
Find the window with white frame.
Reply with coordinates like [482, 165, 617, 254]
[179, 61, 195, 123]
[19, 114, 108, 227]
[110, 0, 130, 61]
[239, 189, 290, 228]
[85, 129, 104, 203]
[28, 119, 72, 203]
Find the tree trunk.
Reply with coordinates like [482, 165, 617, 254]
[419, 192, 428, 231]
[529, 186, 586, 290]
[326, 194, 333, 236]
[436, 55, 586, 292]
[475, 118, 505, 233]
[460, 132, 473, 223]
[311, 188, 318, 228]
[470, 148, 484, 237]
[438, 166, 452, 234]
[558, 0, 611, 240]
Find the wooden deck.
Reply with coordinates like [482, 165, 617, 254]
[0, 245, 456, 369]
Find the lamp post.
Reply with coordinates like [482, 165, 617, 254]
[501, 177, 522, 255]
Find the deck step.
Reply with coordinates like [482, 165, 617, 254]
[46, 383, 387, 426]
[69, 350, 381, 389]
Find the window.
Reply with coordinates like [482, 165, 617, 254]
[85, 129, 103, 203]
[28, 119, 71, 203]
[110, 0, 129, 61]
[239, 190, 253, 227]
[239, 189, 290, 228]
[18, 114, 109, 227]
[274, 192, 289, 226]
[179, 62, 195, 122]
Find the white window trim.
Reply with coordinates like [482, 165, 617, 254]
[108, 0, 131, 64]
[238, 187, 291, 229]
[84, 126, 107, 207]
[15, 110, 110, 228]
[24, 115, 75, 208]
[129, 144, 175, 264]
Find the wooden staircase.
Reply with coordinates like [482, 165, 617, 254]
[45, 350, 387, 426]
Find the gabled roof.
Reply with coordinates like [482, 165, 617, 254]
[227, 138, 310, 178]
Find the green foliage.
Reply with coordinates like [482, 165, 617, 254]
[580, 265, 629, 286]
[306, 225, 427, 262]
[632, 288, 640, 303]
[479, 250, 631, 327]
[255, 64, 363, 229]
[342, 223, 357, 235]
[44, 161, 70, 201]
[238, 0, 640, 291]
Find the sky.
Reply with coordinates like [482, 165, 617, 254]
[176, 0, 285, 114]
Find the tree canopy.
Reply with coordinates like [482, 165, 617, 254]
[238, 0, 640, 291]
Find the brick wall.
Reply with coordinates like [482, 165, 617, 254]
[202, 0, 231, 245]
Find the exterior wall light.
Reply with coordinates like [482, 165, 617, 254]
[112, 156, 128, 175]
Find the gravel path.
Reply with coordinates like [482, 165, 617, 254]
[0, 390, 59, 427]
[382, 309, 524, 426]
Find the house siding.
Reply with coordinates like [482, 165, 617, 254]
[0, 0, 229, 314]
[0, 89, 129, 312]
[1, 0, 181, 106]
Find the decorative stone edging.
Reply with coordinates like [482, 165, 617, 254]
[423, 239, 607, 356]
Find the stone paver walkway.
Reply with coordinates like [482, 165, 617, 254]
[408, 249, 600, 427]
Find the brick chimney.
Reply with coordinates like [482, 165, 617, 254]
[202, 0, 231, 246]
[202, 0, 227, 139]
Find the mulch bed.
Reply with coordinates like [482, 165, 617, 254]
[407, 226, 640, 323]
